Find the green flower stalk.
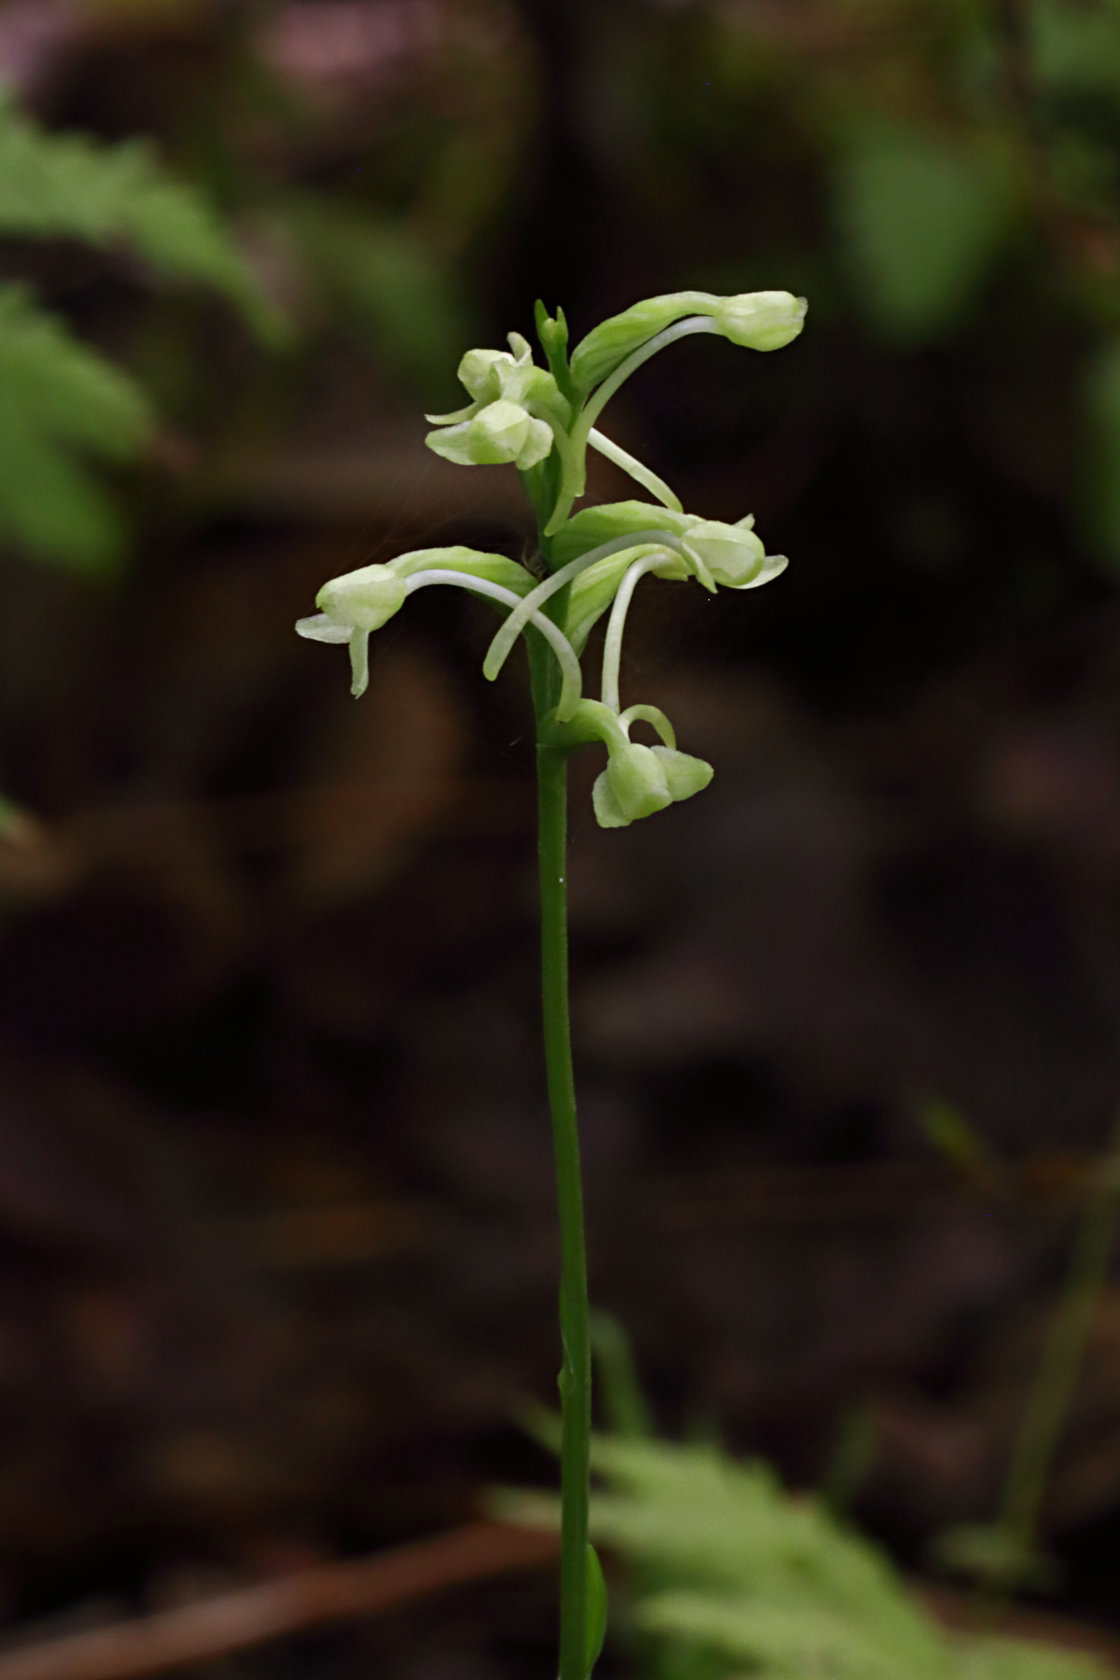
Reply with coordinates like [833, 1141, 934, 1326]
[295, 289, 806, 1680]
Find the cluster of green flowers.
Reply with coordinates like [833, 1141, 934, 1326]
[297, 289, 805, 827]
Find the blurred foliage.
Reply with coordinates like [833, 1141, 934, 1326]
[834, 125, 1021, 340]
[0, 94, 276, 328]
[276, 195, 467, 385]
[502, 1435, 1110, 1680]
[0, 91, 275, 571]
[0, 284, 150, 571]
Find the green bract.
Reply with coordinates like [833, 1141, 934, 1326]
[568, 288, 807, 392]
[569, 291, 721, 391]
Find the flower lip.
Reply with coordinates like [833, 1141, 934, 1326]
[295, 614, 351, 643]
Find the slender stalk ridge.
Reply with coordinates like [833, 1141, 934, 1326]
[535, 740, 591, 1680]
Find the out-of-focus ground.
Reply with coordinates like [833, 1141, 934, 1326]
[2, 0, 1120, 1674]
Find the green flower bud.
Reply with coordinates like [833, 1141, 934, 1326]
[592, 743, 672, 828]
[680, 520, 767, 589]
[314, 563, 409, 632]
[712, 291, 807, 351]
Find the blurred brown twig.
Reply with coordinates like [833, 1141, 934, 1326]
[0, 1521, 558, 1680]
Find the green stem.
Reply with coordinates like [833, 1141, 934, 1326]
[536, 736, 592, 1680]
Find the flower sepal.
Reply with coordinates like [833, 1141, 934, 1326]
[712, 290, 807, 351]
[592, 742, 713, 829]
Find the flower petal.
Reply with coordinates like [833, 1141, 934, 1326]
[296, 614, 351, 643]
[727, 552, 788, 590]
[592, 769, 632, 828]
[514, 415, 555, 470]
[650, 746, 714, 802]
[425, 421, 478, 465]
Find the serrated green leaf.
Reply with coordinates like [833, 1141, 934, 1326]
[0, 285, 151, 571]
[499, 1433, 1110, 1680]
[834, 126, 1020, 342]
[0, 96, 281, 340]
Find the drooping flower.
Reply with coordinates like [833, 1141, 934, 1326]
[556, 697, 714, 830]
[296, 546, 583, 714]
[592, 740, 713, 829]
[296, 562, 411, 697]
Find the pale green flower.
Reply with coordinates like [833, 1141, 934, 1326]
[426, 398, 554, 470]
[425, 332, 563, 472]
[296, 562, 410, 697]
[296, 546, 582, 711]
[679, 518, 787, 590]
[592, 741, 713, 829]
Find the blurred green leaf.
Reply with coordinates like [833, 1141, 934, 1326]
[1081, 336, 1120, 569]
[834, 125, 1020, 342]
[283, 199, 469, 390]
[0, 285, 151, 572]
[931, 1520, 1060, 1595]
[0, 95, 282, 341]
[919, 1094, 989, 1173]
[1029, 0, 1120, 99]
